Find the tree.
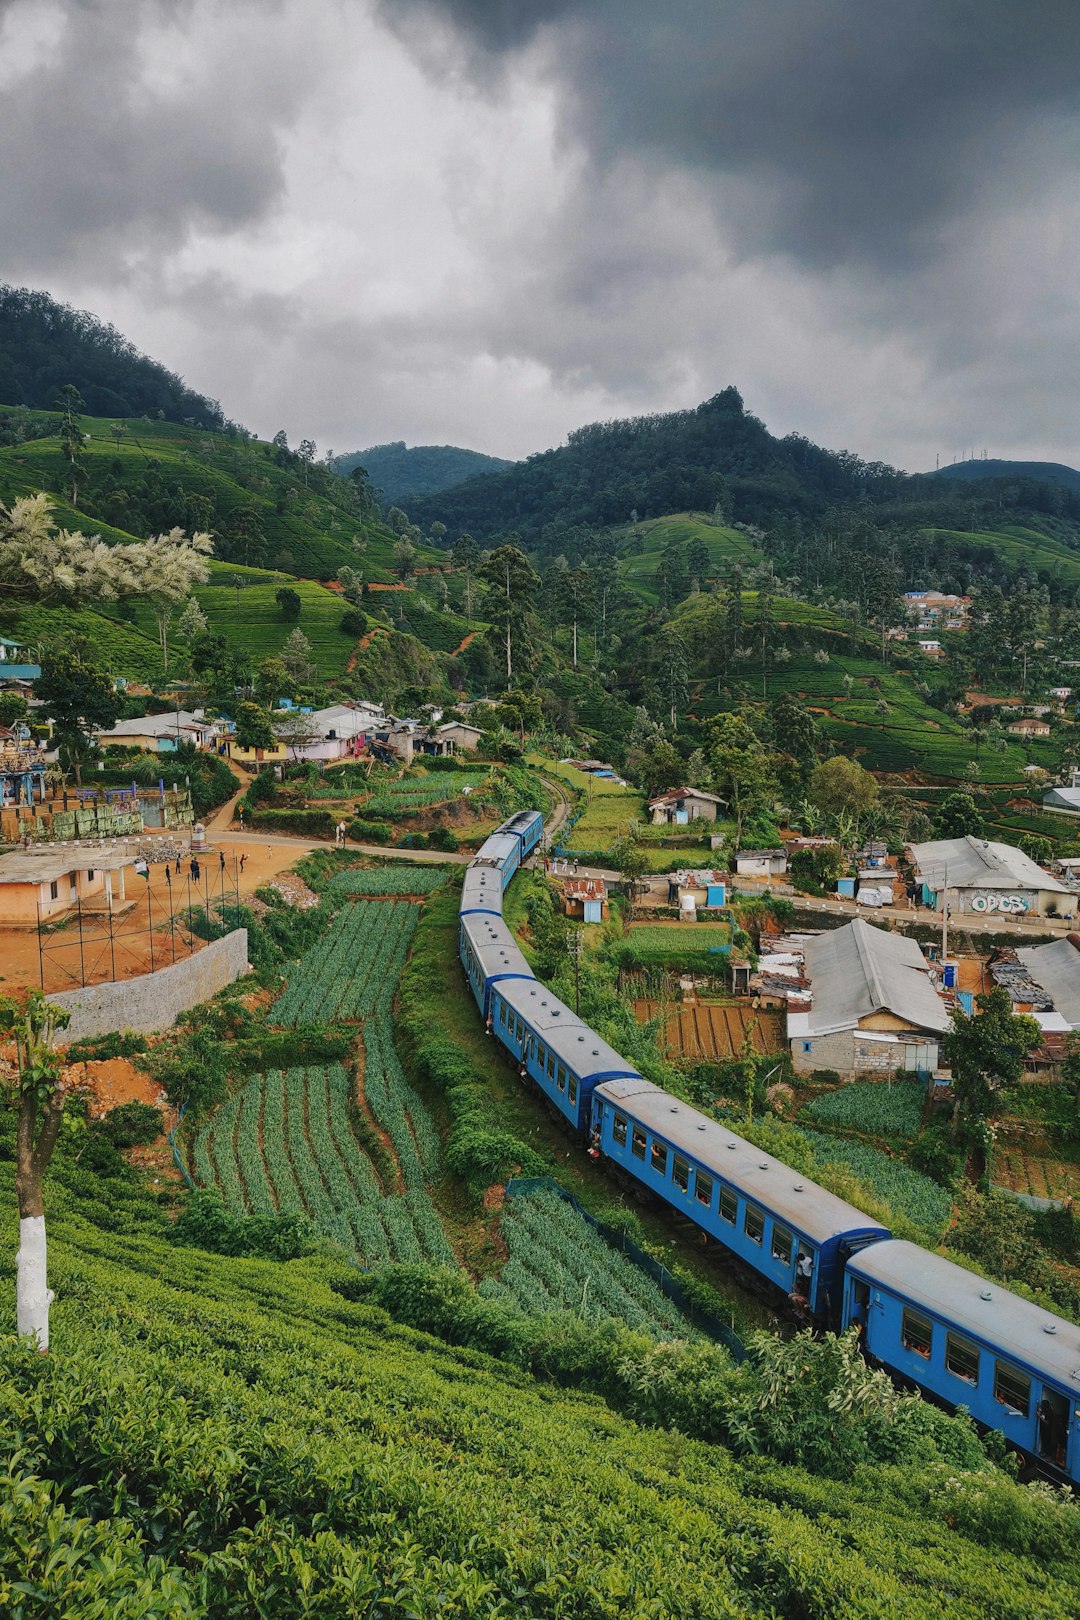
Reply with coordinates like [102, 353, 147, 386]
[687, 537, 711, 588]
[234, 701, 275, 751]
[0, 990, 71, 1349]
[934, 791, 984, 840]
[772, 691, 818, 779]
[945, 988, 1040, 1176]
[809, 756, 878, 822]
[393, 537, 417, 581]
[0, 690, 29, 729]
[480, 543, 540, 682]
[280, 628, 315, 683]
[611, 827, 648, 918]
[128, 526, 214, 672]
[705, 712, 777, 845]
[254, 656, 290, 705]
[654, 630, 689, 730]
[297, 439, 316, 483]
[176, 596, 208, 644]
[386, 507, 410, 535]
[275, 586, 302, 623]
[429, 520, 447, 546]
[273, 708, 322, 760]
[55, 383, 85, 506]
[36, 642, 123, 784]
[628, 736, 681, 799]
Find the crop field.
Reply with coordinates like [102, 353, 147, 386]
[328, 865, 448, 896]
[801, 1128, 953, 1236]
[362, 773, 489, 816]
[479, 1187, 696, 1338]
[191, 1062, 452, 1266]
[571, 787, 647, 841]
[801, 1079, 926, 1140]
[635, 999, 785, 1060]
[627, 921, 732, 963]
[273, 899, 418, 1025]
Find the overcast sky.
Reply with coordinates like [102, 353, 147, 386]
[2, 0, 1078, 471]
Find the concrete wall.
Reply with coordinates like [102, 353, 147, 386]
[49, 927, 249, 1042]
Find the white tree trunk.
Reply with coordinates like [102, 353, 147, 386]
[16, 1215, 53, 1350]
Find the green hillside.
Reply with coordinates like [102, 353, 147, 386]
[618, 512, 765, 602]
[3, 1151, 1077, 1616]
[0, 409, 439, 582]
[918, 525, 1080, 589]
[333, 440, 514, 506]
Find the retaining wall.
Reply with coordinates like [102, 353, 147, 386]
[49, 928, 249, 1042]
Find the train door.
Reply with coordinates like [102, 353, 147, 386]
[795, 1243, 815, 1304]
[1036, 1388, 1070, 1470]
[849, 1279, 871, 1341]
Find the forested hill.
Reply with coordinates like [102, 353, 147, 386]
[406, 387, 909, 540]
[0, 285, 228, 430]
[925, 458, 1080, 493]
[332, 441, 513, 506]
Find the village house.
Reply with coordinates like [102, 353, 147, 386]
[96, 709, 221, 753]
[903, 591, 971, 631]
[0, 636, 41, 685]
[648, 786, 725, 825]
[1008, 717, 1052, 738]
[432, 720, 485, 752]
[787, 918, 950, 1076]
[666, 869, 727, 912]
[734, 847, 787, 879]
[908, 835, 1072, 919]
[0, 847, 141, 926]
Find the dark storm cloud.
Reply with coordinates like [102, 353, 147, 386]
[386, 0, 1080, 268]
[0, 0, 297, 273]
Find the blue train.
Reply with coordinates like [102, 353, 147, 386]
[459, 816, 1080, 1482]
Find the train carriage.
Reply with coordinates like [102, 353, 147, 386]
[459, 912, 533, 1015]
[497, 809, 544, 860]
[490, 977, 641, 1131]
[844, 1240, 1080, 1482]
[592, 1079, 889, 1318]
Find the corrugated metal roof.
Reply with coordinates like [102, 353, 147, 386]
[1017, 936, 1080, 1029]
[849, 1240, 1080, 1387]
[910, 835, 1069, 894]
[595, 1078, 889, 1244]
[801, 918, 950, 1036]
[461, 913, 534, 982]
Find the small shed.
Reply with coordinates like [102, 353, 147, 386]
[560, 875, 607, 923]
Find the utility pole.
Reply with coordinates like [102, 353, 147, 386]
[941, 865, 950, 962]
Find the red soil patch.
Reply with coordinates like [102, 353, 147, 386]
[482, 1183, 506, 1211]
[451, 629, 478, 657]
[365, 582, 411, 592]
[65, 1056, 175, 1129]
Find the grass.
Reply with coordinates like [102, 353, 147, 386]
[627, 921, 732, 962]
[801, 1080, 925, 1140]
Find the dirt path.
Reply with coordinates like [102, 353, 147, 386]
[205, 757, 252, 830]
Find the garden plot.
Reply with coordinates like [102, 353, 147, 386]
[479, 1186, 696, 1339]
[192, 1063, 453, 1266]
[801, 1079, 925, 1140]
[272, 899, 418, 1025]
[801, 1129, 952, 1237]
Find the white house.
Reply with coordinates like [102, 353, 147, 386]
[97, 710, 220, 753]
[648, 786, 726, 825]
[281, 702, 386, 763]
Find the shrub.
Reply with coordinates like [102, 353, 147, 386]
[65, 1030, 148, 1064]
[93, 1102, 165, 1148]
[171, 1188, 317, 1261]
[247, 807, 335, 837]
[347, 817, 393, 843]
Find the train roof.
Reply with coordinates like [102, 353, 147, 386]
[460, 865, 506, 913]
[472, 834, 520, 867]
[500, 810, 543, 834]
[497, 977, 642, 1082]
[848, 1239, 1080, 1388]
[595, 1079, 890, 1246]
[461, 912, 534, 981]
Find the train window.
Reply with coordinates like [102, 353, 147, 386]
[695, 1170, 713, 1207]
[515, 1017, 524, 1041]
[568, 1076, 578, 1105]
[672, 1156, 689, 1192]
[771, 1224, 793, 1266]
[901, 1308, 933, 1359]
[631, 1126, 647, 1160]
[613, 1114, 628, 1147]
[994, 1361, 1030, 1418]
[651, 1139, 668, 1175]
[744, 1205, 765, 1245]
[546, 1052, 555, 1080]
[945, 1333, 980, 1387]
[719, 1186, 737, 1224]
[536, 1043, 546, 1069]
